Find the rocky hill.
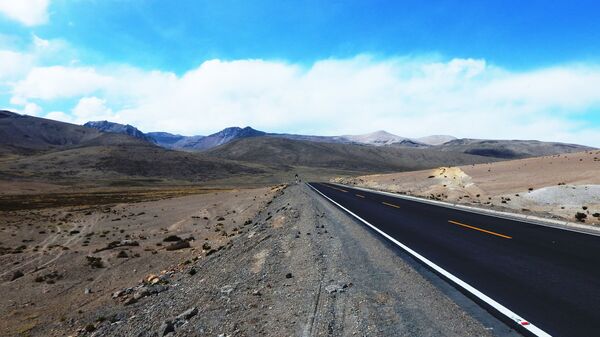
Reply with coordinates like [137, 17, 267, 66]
[145, 132, 188, 148]
[435, 138, 592, 159]
[0, 111, 104, 155]
[205, 136, 497, 172]
[184, 127, 266, 151]
[83, 121, 155, 143]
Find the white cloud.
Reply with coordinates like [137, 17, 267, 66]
[12, 65, 111, 100]
[32, 34, 49, 48]
[5, 55, 600, 147]
[45, 110, 72, 122]
[0, 0, 50, 26]
[0, 34, 69, 82]
[21, 101, 42, 116]
[0, 50, 33, 80]
[72, 96, 116, 122]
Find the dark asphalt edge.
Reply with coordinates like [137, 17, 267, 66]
[333, 183, 600, 237]
[307, 182, 550, 337]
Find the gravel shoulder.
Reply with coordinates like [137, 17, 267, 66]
[65, 184, 515, 337]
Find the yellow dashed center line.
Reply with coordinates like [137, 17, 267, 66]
[355, 194, 365, 198]
[323, 184, 348, 193]
[382, 201, 400, 208]
[448, 220, 512, 239]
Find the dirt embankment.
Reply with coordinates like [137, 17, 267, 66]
[334, 151, 600, 225]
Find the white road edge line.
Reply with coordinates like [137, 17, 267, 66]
[307, 183, 552, 337]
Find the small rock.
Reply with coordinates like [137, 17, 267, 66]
[163, 235, 182, 242]
[10, 270, 24, 281]
[110, 312, 126, 323]
[145, 274, 162, 284]
[85, 256, 104, 268]
[147, 284, 169, 295]
[133, 288, 150, 300]
[325, 284, 347, 294]
[252, 289, 262, 296]
[84, 288, 92, 294]
[123, 297, 137, 306]
[176, 307, 198, 321]
[116, 251, 128, 258]
[220, 284, 234, 295]
[165, 240, 190, 251]
[159, 320, 175, 337]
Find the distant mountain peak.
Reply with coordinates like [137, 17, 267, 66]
[373, 130, 395, 135]
[160, 126, 267, 151]
[0, 110, 21, 118]
[341, 130, 407, 146]
[83, 120, 154, 143]
[415, 135, 457, 146]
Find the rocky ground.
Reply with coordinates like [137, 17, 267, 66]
[334, 150, 600, 226]
[0, 186, 276, 336]
[61, 184, 519, 337]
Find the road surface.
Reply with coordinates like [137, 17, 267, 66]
[308, 182, 600, 337]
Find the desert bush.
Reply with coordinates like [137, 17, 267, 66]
[575, 212, 587, 222]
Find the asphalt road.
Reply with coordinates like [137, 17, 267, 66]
[308, 182, 600, 337]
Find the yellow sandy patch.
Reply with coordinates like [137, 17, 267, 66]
[251, 249, 269, 273]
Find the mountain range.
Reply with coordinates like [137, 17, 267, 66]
[0, 110, 594, 187]
[82, 120, 591, 160]
[83, 120, 458, 151]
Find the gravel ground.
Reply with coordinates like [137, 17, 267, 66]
[522, 185, 600, 205]
[75, 184, 518, 337]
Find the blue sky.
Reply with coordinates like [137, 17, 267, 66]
[5, 0, 600, 71]
[1, 0, 600, 145]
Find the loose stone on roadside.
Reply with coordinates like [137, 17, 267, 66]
[176, 307, 198, 321]
[9, 270, 24, 281]
[325, 282, 352, 294]
[158, 320, 175, 337]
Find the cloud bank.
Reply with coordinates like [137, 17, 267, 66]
[2, 38, 600, 146]
[0, 0, 50, 26]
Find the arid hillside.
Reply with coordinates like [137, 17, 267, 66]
[206, 136, 498, 172]
[334, 150, 600, 225]
[434, 138, 592, 159]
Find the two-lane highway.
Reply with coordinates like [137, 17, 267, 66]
[308, 182, 600, 337]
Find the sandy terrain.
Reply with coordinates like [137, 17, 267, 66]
[0, 186, 277, 336]
[334, 150, 600, 225]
